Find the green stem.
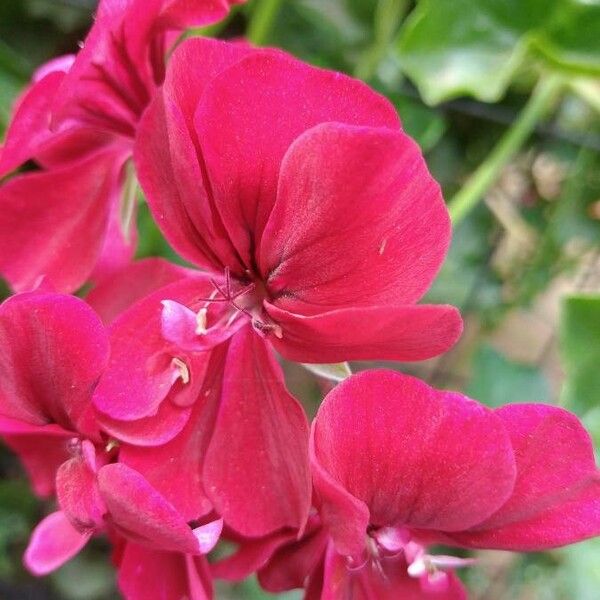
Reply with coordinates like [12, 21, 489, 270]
[448, 74, 564, 225]
[247, 0, 283, 46]
[354, 0, 407, 81]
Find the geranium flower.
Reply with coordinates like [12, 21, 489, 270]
[0, 0, 243, 293]
[0, 292, 221, 579]
[93, 40, 462, 539]
[213, 370, 600, 598]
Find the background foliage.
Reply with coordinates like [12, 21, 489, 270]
[0, 1, 599, 598]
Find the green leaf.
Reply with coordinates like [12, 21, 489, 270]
[466, 344, 552, 407]
[391, 96, 447, 152]
[559, 294, 600, 414]
[396, 0, 600, 105]
[302, 362, 352, 382]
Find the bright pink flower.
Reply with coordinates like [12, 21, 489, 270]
[303, 370, 599, 597]
[92, 39, 461, 538]
[0, 292, 222, 579]
[0, 0, 243, 293]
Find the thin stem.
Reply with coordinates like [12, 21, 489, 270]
[247, 0, 283, 46]
[448, 74, 565, 225]
[354, 0, 407, 81]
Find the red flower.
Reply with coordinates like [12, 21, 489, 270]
[213, 369, 600, 598]
[0, 292, 221, 581]
[93, 38, 461, 539]
[0, 0, 243, 293]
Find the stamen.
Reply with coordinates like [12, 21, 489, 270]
[171, 357, 190, 384]
[196, 308, 208, 334]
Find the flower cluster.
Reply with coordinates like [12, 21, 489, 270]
[0, 1, 598, 599]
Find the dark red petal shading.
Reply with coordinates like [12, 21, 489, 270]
[118, 542, 212, 600]
[134, 37, 257, 272]
[86, 258, 194, 324]
[266, 303, 462, 363]
[203, 325, 311, 537]
[195, 52, 400, 269]
[449, 404, 600, 551]
[24, 511, 92, 576]
[261, 123, 450, 309]
[0, 292, 109, 435]
[0, 150, 121, 293]
[311, 370, 516, 556]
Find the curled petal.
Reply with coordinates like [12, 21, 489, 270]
[24, 511, 91, 576]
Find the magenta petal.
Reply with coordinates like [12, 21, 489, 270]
[450, 404, 600, 550]
[196, 52, 400, 267]
[93, 277, 211, 436]
[203, 326, 312, 537]
[0, 150, 121, 293]
[118, 542, 212, 600]
[119, 344, 228, 521]
[192, 518, 223, 554]
[0, 292, 109, 435]
[0, 72, 64, 176]
[24, 511, 91, 576]
[321, 544, 467, 600]
[312, 371, 516, 555]
[261, 123, 450, 309]
[56, 443, 106, 531]
[267, 302, 462, 363]
[87, 258, 194, 324]
[98, 463, 207, 554]
[134, 37, 257, 272]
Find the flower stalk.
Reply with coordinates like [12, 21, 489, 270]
[448, 74, 565, 225]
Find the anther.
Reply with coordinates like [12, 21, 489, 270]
[171, 357, 190, 384]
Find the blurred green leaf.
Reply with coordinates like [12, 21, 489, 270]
[396, 0, 600, 105]
[467, 344, 552, 407]
[392, 96, 447, 152]
[559, 294, 600, 413]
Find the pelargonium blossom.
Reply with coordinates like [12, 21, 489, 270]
[0, 0, 243, 293]
[92, 38, 462, 539]
[215, 370, 600, 598]
[0, 292, 222, 587]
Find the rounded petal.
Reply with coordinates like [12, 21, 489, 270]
[195, 52, 400, 269]
[261, 123, 450, 309]
[97, 463, 208, 554]
[134, 37, 258, 272]
[311, 370, 516, 556]
[24, 511, 92, 576]
[0, 149, 122, 293]
[0, 292, 109, 435]
[203, 326, 312, 537]
[450, 404, 600, 550]
[267, 303, 462, 363]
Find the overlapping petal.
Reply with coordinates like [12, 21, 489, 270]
[449, 404, 600, 550]
[203, 325, 312, 536]
[261, 123, 450, 309]
[0, 292, 109, 435]
[195, 52, 400, 267]
[311, 370, 517, 556]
